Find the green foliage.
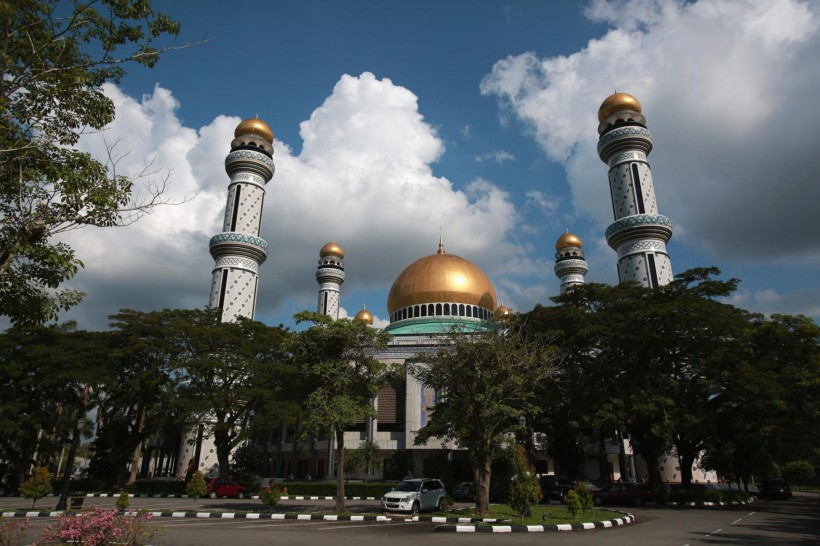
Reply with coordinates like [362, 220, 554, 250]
[229, 444, 263, 493]
[345, 440, 383, 481]
[259, 486, 281, 514]
[507, 446, 541, 523]
[186, 471, 207, 503]
[576, 482, 593, 513]
[439, 494, 454, 512]
[0, 0, 184, 326]
[291, 311, 391, 512]
[565, 490, 582, 519]
[411, 319, 557, 514]
[784, 460, 816, 482]
[115, 490, 129, 511]
[20, 466, 51, 509]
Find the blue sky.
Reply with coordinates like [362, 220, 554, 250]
[43, 0, 820, 331]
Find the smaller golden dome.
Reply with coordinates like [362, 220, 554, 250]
[320, 241, 344, 259]
[234, 118, 274, 143]
[494, 305, 512, 321]
[555, 231, 583, 251]
[354, 307, 374, 325]
[598, 92, 642, 122]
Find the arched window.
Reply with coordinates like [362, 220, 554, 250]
[436, 303, 442, 315]
[402, 308, 407, 320]
[421, 305, 427, 317]
[458, 304, 465, 316]
[444, 303, 450, 315]
[466, 306, 472, 318]
[428, 304, 434, 316]
[414, 305, 420, 318]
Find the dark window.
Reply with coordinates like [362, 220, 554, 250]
[230, 187, 242, 231]
[466, 306, 472, 318]
[647, 253, 659, 288]
[436, 303, 442, 315]
[218, 270, 228, 311]
[421, 305, 427, 317]
[631, 163, 645, 214]
[428, 304, 434, 316]
[459, 304, 465, 316]
[444, 303, 450, 315]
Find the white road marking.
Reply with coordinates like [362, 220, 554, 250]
[706, 528, 723, 536]
[747, 511, 756, 516]
[731, 518, 743, 525]
[318, 522, 417, 530]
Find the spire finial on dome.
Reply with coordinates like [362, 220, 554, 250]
[438, 229, 445, 254]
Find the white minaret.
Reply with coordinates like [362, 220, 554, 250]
[316, 242, 345, 319]
[554, 231, 588, 293]
[597, 93, 673, 288]
[208, 118, 275, 321]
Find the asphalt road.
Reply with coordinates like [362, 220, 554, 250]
[3, 493, 818, 545]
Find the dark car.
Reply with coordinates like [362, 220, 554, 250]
[757, 478, 792, 500]
[539, 475, 575, 502]
[452, 482, 475, 502]
[591, 482, 654, 506]
[207, 478, 246, 499]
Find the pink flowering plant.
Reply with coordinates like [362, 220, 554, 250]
[37, 505, 158, 545]
[0, 517, 32, 546]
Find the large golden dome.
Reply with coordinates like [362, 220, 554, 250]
[387, 244, 496, 314]
[598, 92, 642, 122]
[234, 118, 274, 143]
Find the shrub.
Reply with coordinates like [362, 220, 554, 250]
[116, 490, 130, 511]
[576, 482, 594, 512]
[185, 471, 207, 504]
[38, 506, 157, 546]
[507, 447, 541, 523]
[0, 517, 31, 546]
[565, 490, 582, 519]
[784, 460, 815, 483]
[20, 466, 51, 509]
[439, 494, 454, 512]
[259, 486, 281, 514]
[703, 489, 723, 503]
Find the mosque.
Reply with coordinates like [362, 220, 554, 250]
[175, 92, 714, 485]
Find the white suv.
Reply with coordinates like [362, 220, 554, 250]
[381, 478, 446, 513]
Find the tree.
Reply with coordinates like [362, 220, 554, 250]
[290, 311, 391, 513]
[411, 320, 557, 515]
[507, 446, 540, 523]
[346, 440, 383, 482]
[186, 471, 207, 505]
[20, 466, 51, 508]
[0, 0, 189, 325]
[168, 308, 292, 479]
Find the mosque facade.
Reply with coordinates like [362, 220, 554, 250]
[176, 93, 713, 484]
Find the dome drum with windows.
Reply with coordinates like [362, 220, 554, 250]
[384, 241, 501, 334]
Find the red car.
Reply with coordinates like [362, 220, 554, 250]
[591, 483, 654, 506]
[207, 478, 246, 499]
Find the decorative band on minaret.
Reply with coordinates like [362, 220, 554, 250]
[209, 118, 275, 322]
[554, 231, 588, 294]
[597, 93, 673, 288]
[316, 241, 345, 320]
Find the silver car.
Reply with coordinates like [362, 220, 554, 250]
[381, 478, 446, 513]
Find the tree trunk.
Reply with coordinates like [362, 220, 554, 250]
[55, 427, 80, 510]
[473, 461, 491, 515]
[335, 432, 346, 513]
[679, 451, 695, 486]
[127, 407, 146, 484]
[215, 427, 231, 478]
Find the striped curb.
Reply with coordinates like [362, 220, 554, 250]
[1, 510, 390, 521]
[434, 513, 635, 532]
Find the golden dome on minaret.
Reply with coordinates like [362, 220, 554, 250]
[555, 231, 583, 251]
[320, 241, 344, 259]
[494, 305, 512, 321]
[386, 241, 496, 314]
[234, 117, 274, 143]
[354, 306, 374, 325]
[598, 92, 642, 122]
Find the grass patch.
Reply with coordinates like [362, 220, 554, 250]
[441, 504, 623, 526]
